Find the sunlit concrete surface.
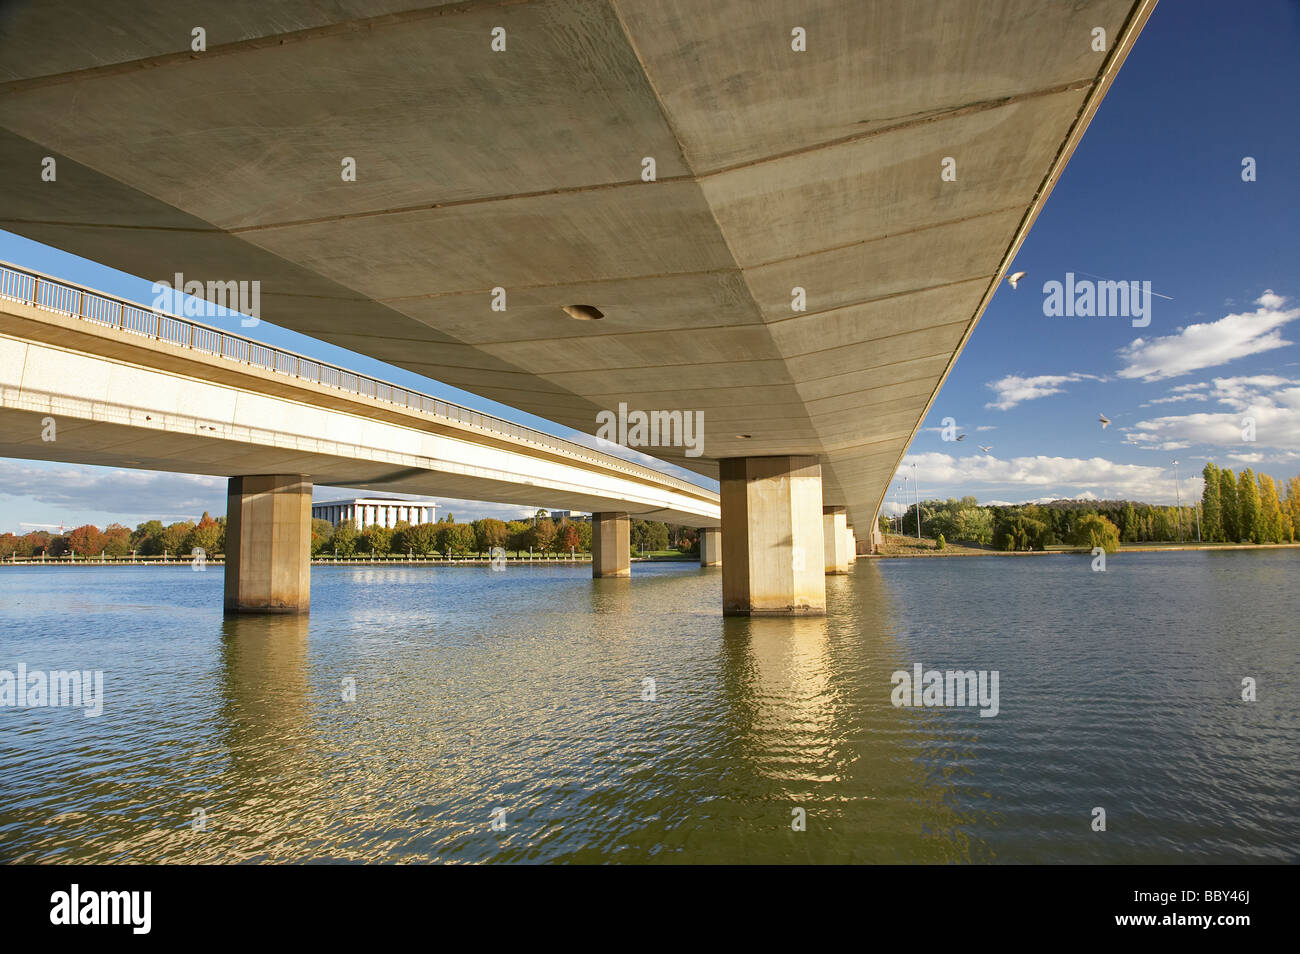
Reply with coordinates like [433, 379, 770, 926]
[0, 0, 1156, 536]
[720, 455, 826, 616]
[224, 474, 312, 614]
[591, 511, 631, 577]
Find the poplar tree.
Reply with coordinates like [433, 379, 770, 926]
[1258, 473, 1284, 543]
[1237, 468, 1262, 543]
[1219, 467, 1240, 541]
[1200, 463, 1222, 541]
[1286, 477, 1300, 541]
[1122, 502, 1138, 542]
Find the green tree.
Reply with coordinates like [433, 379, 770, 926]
[1219, 468, 1239, 541]
[647, 521, 669, 552]
[131, 520, 165, 555]
[630, 520, 669, 553]
[472, 518, 508, 555]
[527, 517, 556, 553]
[159, 521, 195, 557]
[505, 520, 531, 554]
[993, 514, 1047, 551]
[330, 522, 359, 556]
[1200, 463, 1222, 541]
[185, 512, 224, 558]
[361, 524, 393, 555]
[402, 522, 439, 556]
[1150, 507, 1174, 541]
[1070, 514, 1120, 553]
[436, 523, 476, 556]
[100, 524, 131, 557]
[935, 532, 946, 550]
[1258, 473, 1284, 543]
[1285, 477, 1300, 542]
[1237, 469, 1262, 543]
[310, 518, 334, 555]
[1121, 502, 1139, 542]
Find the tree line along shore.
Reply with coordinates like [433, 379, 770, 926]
[0, 511, 697, 562]
[7, 463, 1294, 563]
[883, 462, 1300, 554]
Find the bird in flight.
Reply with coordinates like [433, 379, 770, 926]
[956, 434, 966, 441]
[979, 444, 992, 454]
[1099, 413, 1111, 429]
[1007, 271, 1026, 290]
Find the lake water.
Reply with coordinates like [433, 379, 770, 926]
[1, 550, 1295, 863]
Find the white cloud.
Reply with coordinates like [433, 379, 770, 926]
[1125, 375, 1300, 453]
[893, 451, 1199, 505]
[1143, 393, 1208, 406]
[1132, 441, 1191, 451]
[0, 463, 587, 533]
[984, 372, 1103, 410]
[1117, 291, 1300, 382]
[0, 461, 224, 524]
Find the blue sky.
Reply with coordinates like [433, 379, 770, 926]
[2, 0, 1298, 533]
[896, 0, 1300, 513]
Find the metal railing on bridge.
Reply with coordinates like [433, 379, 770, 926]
[0, 261, 712, 499]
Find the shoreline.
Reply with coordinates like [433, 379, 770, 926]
[0, 554, 701, 568]
[5, 545, 1297, 566]
[866, 542, 1300, 559]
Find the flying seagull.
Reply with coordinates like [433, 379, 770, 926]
[979, 444, 992, 454]
[1099, 413, 1111, 429]
[1007, 271, 1026, 290]
[956, 434, 966, 441]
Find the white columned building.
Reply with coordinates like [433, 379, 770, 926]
[311, 497, 438, 529]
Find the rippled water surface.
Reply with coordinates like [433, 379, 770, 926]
[1, 550, 1296, 863]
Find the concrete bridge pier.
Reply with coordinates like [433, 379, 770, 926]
[719, 456, 826, 616]
[591, 511, 631, 578]
[224, 475, 313, 614]
[823, 507, 850, 575]
[699, 527, 722, 566]
[846, 527, 858, 564]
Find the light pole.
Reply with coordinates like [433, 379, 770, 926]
[912, 462, 921, 542]
[1172, 460, 1184, 543]
[894, 480, 903, 535]
[899, 477, 909, 536]
[894, 479, 902, 535]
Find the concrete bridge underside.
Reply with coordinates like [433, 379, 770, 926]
[0, 0, 1156, 614]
